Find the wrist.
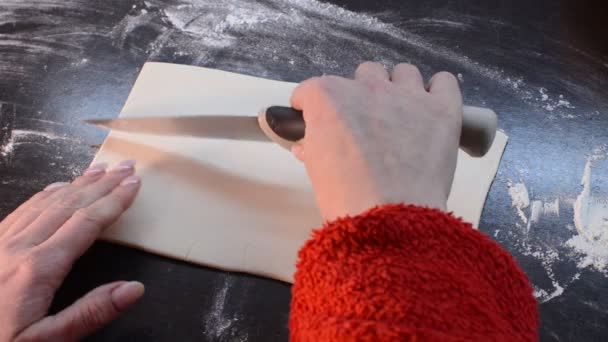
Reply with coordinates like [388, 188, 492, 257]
[320, 194, 447, 222]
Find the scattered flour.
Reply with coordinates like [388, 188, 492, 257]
[203, 276, 248, 341]
[534, 282, 564, 302]
[539, 89, 575, 112]
[162, 2, 275, 48]
[527, 200, 543, 233]
[158, 0, 402, 49]
[539, 87, 549, 101]
[506, 179, 568, 302]
[110, 0, 589, 122]
[533, 272, 580, 303]
[566, 157, 608, 274]
[528, 246, 567, 303]
[526, 198, 560, 233]
[111, 0, 582, 120]
[409, 18, 469, 28]
[506, 77, 524, 90]
[71, 58, 88, 67]
[0, 140, 14, 157]
[11, 129, 79, 142]
[543, 199, 560, 217]
[533, 287, 548, 299]
[1, 129, 80, 157]
[507, 180, 530, 224]
[590, 144, 607, 161]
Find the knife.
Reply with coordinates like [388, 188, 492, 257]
[86, 105, 498, 157]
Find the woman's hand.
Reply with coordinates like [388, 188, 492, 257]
[291, 62, 463, 221]
[0, 160, 142, 341]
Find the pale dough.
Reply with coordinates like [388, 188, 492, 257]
[94, 62, 508, 283]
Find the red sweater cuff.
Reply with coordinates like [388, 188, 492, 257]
[290, 204, 538, 341]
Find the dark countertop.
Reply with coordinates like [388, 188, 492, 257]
[0, 0, 606, 341]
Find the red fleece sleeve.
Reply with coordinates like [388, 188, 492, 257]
[289, 204, 538, 341]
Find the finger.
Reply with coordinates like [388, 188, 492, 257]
[391, 63, 425, 90]
[0, 189, 57, 238]
[290, 75, 347, 123]
[2, 163, 108, 238]
[15, 161, 136, 246]
[427, 71, 461, 104]
[41, 175, 141, 261]
[17, 281, 144, 341]
[3, 184, 81, 238]
[290, 76, 321, 111]
[71, 162, 108, 186]
[354, 61, 389, 82]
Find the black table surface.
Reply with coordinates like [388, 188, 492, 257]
[0, 0, 607, 341]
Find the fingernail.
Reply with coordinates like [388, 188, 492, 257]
[109, 159, 136, 172]
[83, 163, 107, 177]
[111, 281, 145, 311]
[44, 182, 70, 192]
[120, 175, 141, 187]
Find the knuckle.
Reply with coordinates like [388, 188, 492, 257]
[23, 204, 44, 216]
[358, 61, 382, 69]
[317, 75, 343, 88]
[429, 99, 449, 112]
[366, 77, 388, 87]
[0, 211, 18, 224]
[26, 191, 48, 204]
[3, 234, 24, 251]
[293, 77, 321, 97]
[80, 301, 111, 333]
[73, 207, 105, 226]
[113, 197, 128, 212]
[299, 76, 322, 87]
[315, 76, 346, 98]
[304, 78, 324, 93]
[432, 71, 457, 83]
[19, 247, 69, 286]
[56, 191, 87, 209]
[18, 250, 47, 283]
[360, 77, 390, 94]
[395, 63, 418, 72]
[74, 201, 122, 227]
[430, 101, 461, 123]
[298, 78, 324, 97]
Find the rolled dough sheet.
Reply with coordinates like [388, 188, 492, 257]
[94, 62, 508, 283]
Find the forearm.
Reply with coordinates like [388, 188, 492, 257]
[290, 204, 538, 341]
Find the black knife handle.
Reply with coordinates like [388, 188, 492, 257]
[263, 105, 497, 158]
[265, 106, 305, 142]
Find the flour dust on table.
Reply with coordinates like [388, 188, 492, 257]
[500, 145, 608, 303]
[508, 180, 530, 224]
[106, 0, 595, 121]
[567, 149, 608, 275]
[203, 275, 249, 342]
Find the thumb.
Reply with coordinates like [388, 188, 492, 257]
[18, 281, 144, 341]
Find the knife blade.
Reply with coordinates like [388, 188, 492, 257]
[86, 105, 498, 157]
[85, 106, 305, 144]
[86, 115, 269, 142]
